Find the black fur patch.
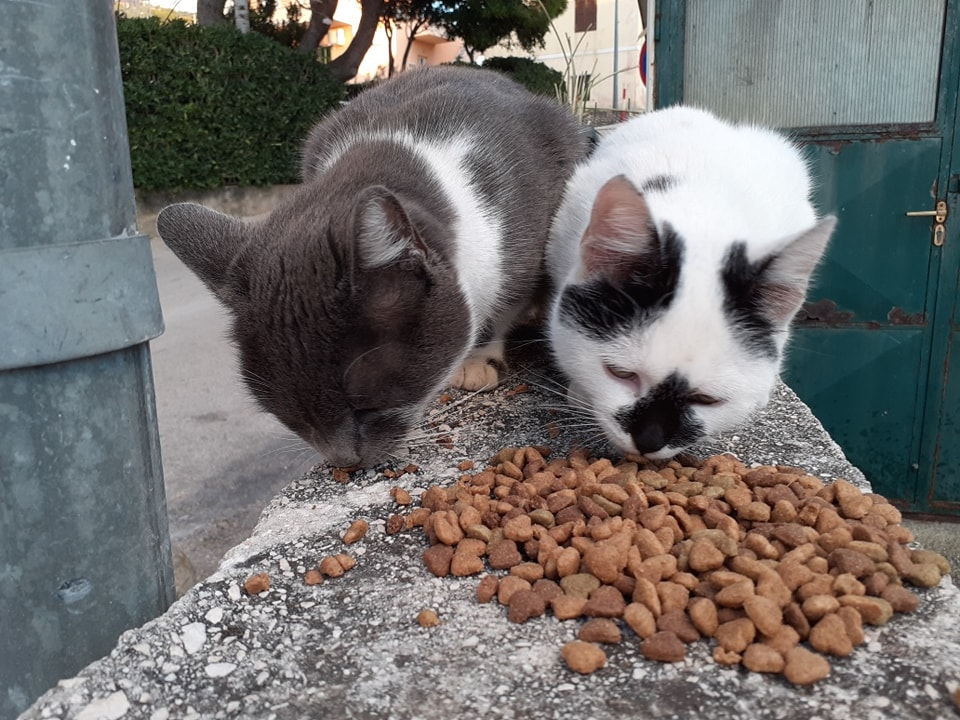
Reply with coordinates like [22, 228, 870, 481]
[614, 373, 705, 454]
[558, 224, 684, 341]
[720, 242, 778, 357]
[640, 174, 677, 194]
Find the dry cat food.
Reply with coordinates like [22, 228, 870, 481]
[417, 608, 442, 627]
[406, 446, 950, 685]
[343, 519, 369, 544]
[243, 572, 271, 595]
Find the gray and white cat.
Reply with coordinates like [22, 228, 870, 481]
[546, 106, 835, 459]
[158, 66, 589, 468]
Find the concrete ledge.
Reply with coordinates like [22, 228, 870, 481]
[21, 357, 960, 720]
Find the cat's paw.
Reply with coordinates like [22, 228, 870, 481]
[451, 357, 501, 391]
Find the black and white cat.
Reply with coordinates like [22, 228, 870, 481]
[546, 106, 835, 459]
[158, 66, 589, 468]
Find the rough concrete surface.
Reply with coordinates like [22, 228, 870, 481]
[21, 353, 960, 720]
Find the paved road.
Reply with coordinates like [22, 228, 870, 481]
[149, 237, 313, 593]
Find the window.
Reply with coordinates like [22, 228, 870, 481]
[575, 0, 597, 33]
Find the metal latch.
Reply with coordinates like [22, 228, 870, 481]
[906, 200, 948, 246]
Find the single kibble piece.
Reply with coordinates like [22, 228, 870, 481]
[488, 539, 523, 570]
[422, 544, 454, 578]
[623, 602, 657, 639]
[391, 487, 412, 505]
[582, 543, 626, 584]
[715, 618, 756, 654]
[641, 631, 686, 662]
[508, 589, 547, 623]
[881, 584, 920, 613]
[783, 646, 831, 686]
[551, 594, 588, 620]
[244, 572, 270, 595]
[838, 595, 894, 625]
[451, 552, 485, 577]
[579, 618, 622, 644]
[303, 569, 323, 586]
[386, 514, 405, 535]
[808, 614, 854, 657]
[742, 643, 785, 673]
[656, 610, 700, 643]
[713, 646, 742, 666]
[687, 538, 726, 572]
[476, 574, 499, 603]
[498, 575, 533, 606]
[836, 606, 865, 646]
[687, 597, 719, 637]
[583, 585, 626, 618]
[905, 562, 942, 588]
[417, 609, 441, 627]
[343, 519, 369, 544]
[561, 641, 607, 674]
[743, 595, 783, 637]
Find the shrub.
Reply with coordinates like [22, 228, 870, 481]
[117, 16, 343, 191]
[481, 56, 563, 97]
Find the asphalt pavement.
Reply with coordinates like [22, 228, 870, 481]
[149, 236, 315, 594]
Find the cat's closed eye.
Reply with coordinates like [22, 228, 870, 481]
[688, 393, 723, 406]
[353, 409, 382, 423]
[604, 363, 638, 382]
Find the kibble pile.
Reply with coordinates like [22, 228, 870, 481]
[397, 447, 950, 685]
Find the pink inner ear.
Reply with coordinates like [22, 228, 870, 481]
[581, 175, 657, 279]
[761, 282, 806, 324]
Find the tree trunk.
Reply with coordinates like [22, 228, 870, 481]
[383, 19, 395, 77]
[328, 0, 385, 82]
[298, 0, 339, 54]
[399, 19, 426, 72]
[196, 0, 228, 25]
[234, 0, 249, 33]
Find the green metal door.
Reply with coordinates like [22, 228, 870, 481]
[655, 0, 960, 514]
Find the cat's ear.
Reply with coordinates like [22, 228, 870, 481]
[353, 186, 427, 269]
[580, 175, 659, 281]
[157, 203, 252, 304]
[760, 215, 836, 324]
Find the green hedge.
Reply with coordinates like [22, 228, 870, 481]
[117, 16, 343, 191]
[481, 56, 562, 97]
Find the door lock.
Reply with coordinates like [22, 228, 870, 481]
[906, 200, 948, 246]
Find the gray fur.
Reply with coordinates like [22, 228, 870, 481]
[157, 66, 589, 468]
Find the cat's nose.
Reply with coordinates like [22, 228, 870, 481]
[630, 423, 667, 455]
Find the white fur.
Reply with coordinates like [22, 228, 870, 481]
[547, 106, 830, 457]
[322, 130, 503, 345]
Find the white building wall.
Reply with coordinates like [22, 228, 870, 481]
[487, 0, 647, 111]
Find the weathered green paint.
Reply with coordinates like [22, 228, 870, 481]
[800, 139, 941, 324]
[919, 10, 960, 513]
[655, 0, 960, 515]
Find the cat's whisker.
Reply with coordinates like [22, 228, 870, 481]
[264, 440, 311, 459]
[341, 344, 389, 388]
[240, 369, 279, 401]
[505, 337, 551, 354]
[550, 421, 605, 431]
